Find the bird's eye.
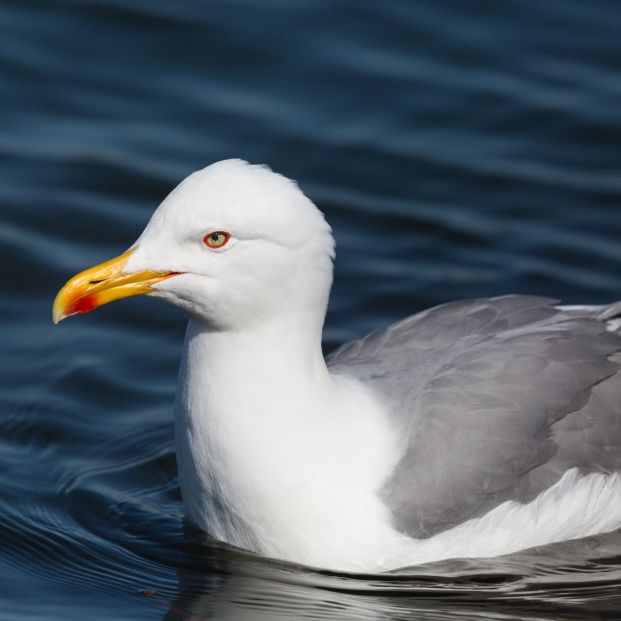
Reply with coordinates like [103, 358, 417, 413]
[203, 231, 231, 249]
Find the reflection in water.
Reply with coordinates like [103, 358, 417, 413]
[154, 529, 621, 621]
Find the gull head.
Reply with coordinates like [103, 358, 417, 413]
[53, 159, 335, 329]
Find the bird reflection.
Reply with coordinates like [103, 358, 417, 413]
[154, 527, 621, 621]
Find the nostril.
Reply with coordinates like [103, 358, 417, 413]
[89, 279, 104, 284]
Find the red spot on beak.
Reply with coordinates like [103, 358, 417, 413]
[66, 293, 99, 317]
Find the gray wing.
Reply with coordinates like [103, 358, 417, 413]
[327, 295, 621, 538]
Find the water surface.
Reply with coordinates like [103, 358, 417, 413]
[2, 1, 621, 619]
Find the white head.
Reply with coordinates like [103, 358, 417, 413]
[53, 160, 335, 330]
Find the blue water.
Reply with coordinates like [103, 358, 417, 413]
[2, 1, 621, 619]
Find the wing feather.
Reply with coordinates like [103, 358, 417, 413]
[328, 296, 621, 538]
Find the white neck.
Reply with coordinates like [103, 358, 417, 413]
[173, 314, 401, 569]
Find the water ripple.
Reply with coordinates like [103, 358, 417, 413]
[2, 0, 621, 619]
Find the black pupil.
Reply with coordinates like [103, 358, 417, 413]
[212, 234, 219, 242]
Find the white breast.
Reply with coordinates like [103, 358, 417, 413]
[173, 319, 407, 571]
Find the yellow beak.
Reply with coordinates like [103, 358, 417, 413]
[52, 249, 178, 324]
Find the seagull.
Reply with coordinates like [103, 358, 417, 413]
[53, 159, 621, 572]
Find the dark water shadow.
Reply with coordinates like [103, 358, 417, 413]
[150, 527, 621, 621]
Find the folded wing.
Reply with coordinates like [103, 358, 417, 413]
[328, 296, 621, 537]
